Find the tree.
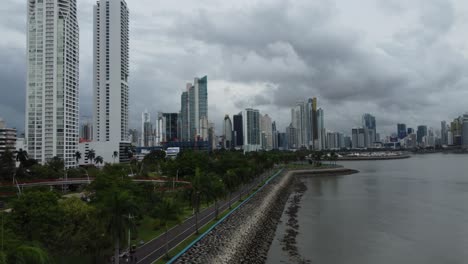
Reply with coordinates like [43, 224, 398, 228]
[16, 149, 29, 167]
[222, 169, 239, 209]
[152, 198, 182, 259]
[207, 174, 225, 219]
[74, 151, 82, 165]
[55, 197, 109, 257]
[112, 151, 119, 163]
[48, 156, 64, 172]
[89, 171, 140, 263]
[94, 156, 104, 166]
[9, 191, 62, 248]
[0, 150, 15, 181]
[86, 149, 96, 165]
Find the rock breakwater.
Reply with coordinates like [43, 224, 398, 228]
[173, 168, 358, 264]
[174, 171, 295, 264]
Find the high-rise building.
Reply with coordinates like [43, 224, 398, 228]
[327, 132, 342, 150]
[179, 86, 190, 141]
[317, 108, 325, 150]
[93, 0, 129, 143]
[233, 113, 243, 149]
[417, 125, 428, 144]
[291, 103, 304, 148]
[407, 128, 414, 135]
[156, 113, 179, 144]
[80, 122, 93, 142]
[352, 128, 366, 148]
[272, 121, 278, 150]
[441, 121, 447, 145]
[243, 108, 261, 152]
[260, 114, 273, 150]
[462, 114, 468, 147]
[0, 119, 17, 156]
[179, 76, 208, 141]
[278, 132, 287, 150]
[128, 129, 138, 145]
[312, 97, 318, 148]
[286, 124, 297, 150]
[140, 110, 152, 147]
[362, 113, 376, 143]
[397, 123, 407, 139]
[223, 115, 233, 149]
[26, 0, 79, 167]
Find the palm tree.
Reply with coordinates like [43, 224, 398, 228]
[153, 198, 182, 259]
[223, 169, 239, 209]
[74, 151, 82, 165]
[99, 190, 138, 264]
[94, 156, 104, 166]
[16, 149, 29, 167]
[112, 151, 119, 163]
[86, 149, 96, 165]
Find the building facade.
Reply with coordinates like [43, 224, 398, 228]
[0, 120, 17, 156]
[179, 76, 208, 141]
[26, 0, 79, 167]
[243, 109, 261, 152]
[417, 125, 428, 144]
[362, 113, 376, 143]
[397, 123, 407, 139]
[233, 113, 243, 149]
[223, 115, 233, 149]
[93, 0, 130, 143]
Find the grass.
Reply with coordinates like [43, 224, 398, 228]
[151, 168, 283, 264]
[132, 204, 211, 245]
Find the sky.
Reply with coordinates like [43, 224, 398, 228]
[1, 0, 468, 137]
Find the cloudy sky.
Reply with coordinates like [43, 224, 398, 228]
[1, 0, 468, 136]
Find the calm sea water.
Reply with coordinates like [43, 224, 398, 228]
[267, 153, 468, 264]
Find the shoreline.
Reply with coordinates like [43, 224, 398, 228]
[338, 155, 410, 161]
[171, 167, 358, 263]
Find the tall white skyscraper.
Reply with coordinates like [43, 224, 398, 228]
[93, 0, 129, 143]
[25, 0, 79, 167]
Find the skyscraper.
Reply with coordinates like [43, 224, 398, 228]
[179, 76, 208, 141]
[441, 121, 447, 145]
[93, 0, 129, 143]
[25, 0, 79, 167]
[141, 110, 152, 147]
[317, 108, 325, 150]
[312, 97, 318, 148]
[260, 114, 273, 150]
[362, 113, 376, 143]
[223, 115, 233, 149]
[417, 125, 428, 144]
[462, 114, 468, 147]
[233, 113, 243, 148]
[397, 124, 407, 139]
[156, 113, 179, 144]
[272, 121, 278, 149]
[179, 85, 190, 141]
[243, 108, 261, 152]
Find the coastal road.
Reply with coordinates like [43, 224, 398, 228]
[132, 170, 275, 264]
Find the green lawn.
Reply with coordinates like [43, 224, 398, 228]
[132, 204, 211, 245]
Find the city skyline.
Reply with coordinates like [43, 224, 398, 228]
[2, 0, 468, 136]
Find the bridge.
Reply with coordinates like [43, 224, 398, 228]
[0, 177, 192, 195]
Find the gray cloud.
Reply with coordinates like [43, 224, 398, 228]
[1, 0, 468, 137]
